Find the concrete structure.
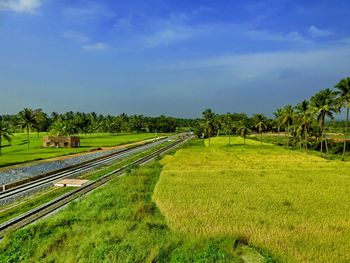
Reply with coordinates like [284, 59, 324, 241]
[54, 179, 89, 187]
[43, 136, 80, 148]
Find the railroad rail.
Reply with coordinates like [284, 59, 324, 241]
[0, 136, 189, 237]
[0, 135, 175, 201]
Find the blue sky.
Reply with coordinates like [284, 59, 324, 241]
[0, 0, 350, 117]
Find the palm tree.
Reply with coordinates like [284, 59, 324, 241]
[273, 108, 283, 134]
[310, 89, 337, 157]
[202, 109, 216, 146]
[222, 113, 236, 145]
[18, 108, 38, 149]
[49, 121, 72, 136]
[335, 77, 350, 161]
[252, 114, 267, 145]
[295, 100, 314, 150]
[237, 121, 251, 146]
[0, 116, 12, 155]
[281, 105, 294, 147]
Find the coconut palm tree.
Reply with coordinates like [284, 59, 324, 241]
[237, 121, 251, 146]
[0, 116, 12, 155]
[256, 121, 267, 145]
[281, 105, 294, 147]
[18, 108, 38, 149]
[295, 100, 314, 150]
[253, 114, 267, 145]
[310, 89, 337, 157]
[335, 77, 350, 161]
[222, 113, 236, 145]
[273, 108, 284, 134]
[202, 109, 216, 146]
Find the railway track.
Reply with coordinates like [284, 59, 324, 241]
[0, 136, 190, 237]
[0, 135, 175, 202]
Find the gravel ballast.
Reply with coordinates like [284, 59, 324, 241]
[0, 148, 126, 186]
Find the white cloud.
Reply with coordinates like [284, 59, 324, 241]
[143, 26, 196, 48]
[62, 2, 115, 24]
[245, 29, 309, 43]
[308, 25, 334, 38]
[62, 31, 90, 43]
[82, 42, 107, 51]
[168, 41, 350, 83]
[0, 0, 41, 13]
[136, 13, 210, 48]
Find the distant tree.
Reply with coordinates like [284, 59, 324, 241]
[118, 113, 130, 132]
[311, 88, 337, 157]
[252, 114, 267, 145]
[222, 113, 237, 145]
[50, 112, 60, 122]
[295, 100, 314, 150]
[335, 77, 350, 161]
[130, 115, 146, 133]
[34, 108, 49, 138]
[273, 108, 284, 133]
[0, 116, 12, 155]
[18, 108, 38, 149]
[48, 121, 73, 136]
[202, 109, 216, 146]
[281, 105, 294, 147]
[237, 121, 251, 146]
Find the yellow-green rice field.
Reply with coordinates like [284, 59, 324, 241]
[153, 137, 350, 262]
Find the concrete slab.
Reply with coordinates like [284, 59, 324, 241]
[54, 179, 89, 187]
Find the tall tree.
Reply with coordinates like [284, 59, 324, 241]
[18, 108, 38, 149]
[335, 77, 350, 161]
[0, 116, 12, 155]
[281, 105, 294, 147]
[34, 108, 49, 139]
[202, 109, 216, 146]
[237, 121, 251, 146]
[222, 113, 236, 145]
[253, 114, 267, 145]
[273, 108, 284, 133]
[295, 100, 314, 150]
[310, 89, 337, 157]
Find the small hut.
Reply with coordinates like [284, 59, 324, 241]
[43, 136, 80, 148]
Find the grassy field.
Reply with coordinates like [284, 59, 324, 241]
[154, 137, 350, 262]
[0, 161, 268, 262]
[0, 132, 166, 167]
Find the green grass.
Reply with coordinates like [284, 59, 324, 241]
[0, 161, 269, 263]
[0, 132, 167, 167]
[154, 137, 350, 263]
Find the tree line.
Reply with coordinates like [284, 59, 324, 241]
[199, 77, 350, 160]
[1, 77, 349, 158]
[0, 110, 197, 154]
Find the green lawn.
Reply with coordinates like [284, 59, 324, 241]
[154, 137, 350, 263]
[0, 133, 167, 167]
[0, 161, 268, 262]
